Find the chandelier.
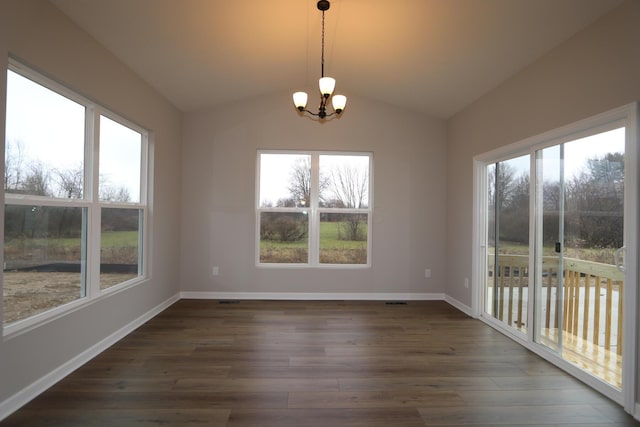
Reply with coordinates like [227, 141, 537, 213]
[293, 0, 347, 120]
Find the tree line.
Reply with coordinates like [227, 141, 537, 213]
[490, 152, 624, 249]
[4, 140, 136, 240]
[5, 140, 131, 201]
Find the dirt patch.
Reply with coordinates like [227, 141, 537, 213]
[3, 272, 136, 325]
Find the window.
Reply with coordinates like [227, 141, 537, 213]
[3, 61, 149, 332]
[257, 151, 372, 266]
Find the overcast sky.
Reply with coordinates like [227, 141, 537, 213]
[258, 152, 370, 207]
[502, 127, 625, 182]
[5, 69, 141, 202]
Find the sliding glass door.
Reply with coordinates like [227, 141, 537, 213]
[476, 104, 637, 410]
[534, 128, 626, 389]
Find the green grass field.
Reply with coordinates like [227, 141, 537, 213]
[101, 230, 139, 247]
[261, 221, 367, 264]
[492, 241, 617, 264]
[261, 222, 366, 248]
[4, 230, 139, 265]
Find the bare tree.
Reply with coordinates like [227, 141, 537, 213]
[286, 157, 312, 207]
[487, 162, 516, 210]
[327, 164, 369, 209]
[286, 157, 330, 207]
[22, 162, 51, 196]
[114, 187, 131, 202]
[100, 173, 132, 202]
[4, 139, 25, 191]
[100, 184, 131, 202]
[56, 165, 84, 198]
[326, 163, 369, 241]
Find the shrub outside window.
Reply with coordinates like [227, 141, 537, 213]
[257, 151, 372, 267]
[3, 61, 149, 332]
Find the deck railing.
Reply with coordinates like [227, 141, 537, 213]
[487, 254, 623, 356]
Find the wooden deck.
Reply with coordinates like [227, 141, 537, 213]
[3, 300, 637, 426]
[540, 329, 623, 390]
[489, 253, 624, 389]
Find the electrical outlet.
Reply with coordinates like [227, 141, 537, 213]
[464, 278, 469, 288]
[212, 266, 219, 276]
[425, 269, 431, 278]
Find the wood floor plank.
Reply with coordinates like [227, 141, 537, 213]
[419, 404, 616, 425]
[337, 376, 499, 392]
[288, 390, 465, 409]
[457, 388, 611, 406]
[51, 377, 178, 393]
[173, 377, 340, 393]
[19, 391, 288, 411]
[2, 300, 637, 426]
[71, 358, 232, 379]
[488, 374, 587, 390]
[226, 408, 426, 427]
[2, 409, 231, 427]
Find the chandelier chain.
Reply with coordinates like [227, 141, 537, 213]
[321, 10, 325, 78]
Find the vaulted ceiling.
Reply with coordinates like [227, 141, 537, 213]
[50, 0, 622, 118]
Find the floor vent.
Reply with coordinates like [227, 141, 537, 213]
[385, 301, 407, 305]
[218, 300, 240, 304]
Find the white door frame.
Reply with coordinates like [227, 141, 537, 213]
[472, 103, 638, 416]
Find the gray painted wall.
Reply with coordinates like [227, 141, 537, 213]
[0, 0, 183, 405]
[180, 92, 447, 296]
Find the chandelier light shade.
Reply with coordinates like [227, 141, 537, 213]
[318, 77, 336, 97]
[293, 92, 308, 110]
[293, 0, 346, 120]
[331, 94, 347, 113]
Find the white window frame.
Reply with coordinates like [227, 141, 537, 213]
[255, 150, 373, 268]
[2, 59, 151, 338]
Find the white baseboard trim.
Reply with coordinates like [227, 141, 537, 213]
[635, 403, 640, 421]
[444, 294, 472, 316]
[180, 291, 446, 301]
[0, 293, 181, 422]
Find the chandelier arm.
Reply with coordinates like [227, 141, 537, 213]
[300, 109, 321, 117]
[298, 110, 338, 119]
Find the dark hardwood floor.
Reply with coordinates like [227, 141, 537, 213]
[3, 300, 638, 426]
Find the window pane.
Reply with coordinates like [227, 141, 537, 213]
[259, 153, 311, 208]
[259, 212, 308, 263]
[101, 208, 141, 289]
[5, 70, 85, 198]
[3, 205, 86, 325]
[485, 156, 530, 334]
[320, 212, 368, 264]
[99, 116, 142, 203]
[535, 129, 625, 388]
[319, 155, 370, 208]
